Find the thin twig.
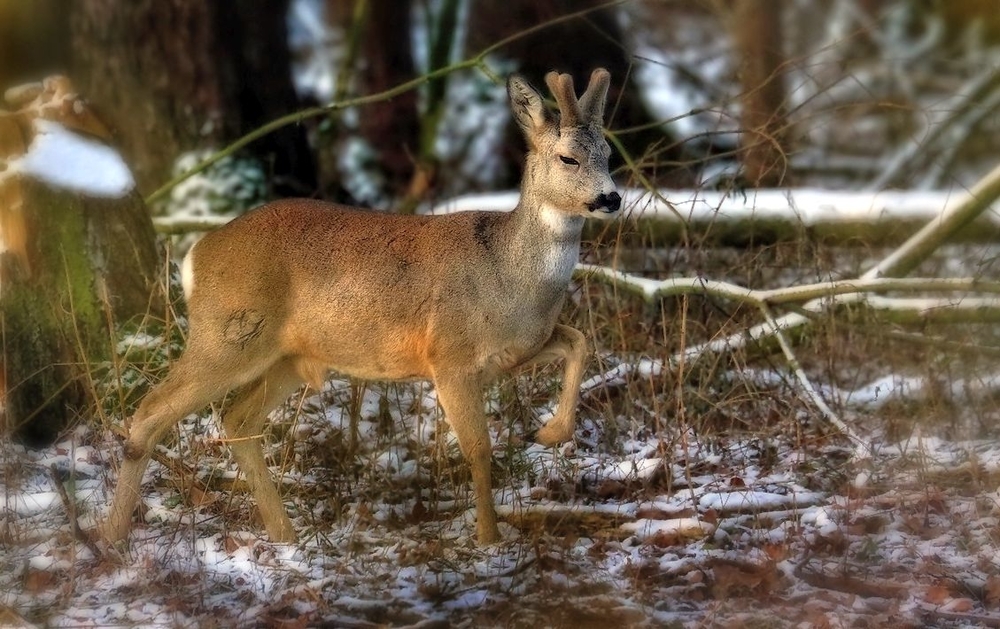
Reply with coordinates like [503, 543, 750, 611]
[576, 264, 1000, 305]
[674, 160, 1000, 363]
[870, 65, 1000, 191]
[758, 303, 867, 452]
[49, 464, 103, 560]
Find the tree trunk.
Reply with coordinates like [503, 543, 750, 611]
[214, 0, 318, 197]
[732, 0, 788, 187]
[0, 80, 164, 444]
[0, 0, 68, 92]
[69, 0, 316, 196]
[356, 0, 421, 203]
[69, 0, 222, 195]
[1, 183, 163, 444]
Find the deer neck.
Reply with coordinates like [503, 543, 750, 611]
[506, 192, 584, 288]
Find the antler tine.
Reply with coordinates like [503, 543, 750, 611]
[577, 68, 611, 123]
[544, 71, 582, 128]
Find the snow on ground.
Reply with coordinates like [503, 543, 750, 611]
[3, 367, 1000, 627]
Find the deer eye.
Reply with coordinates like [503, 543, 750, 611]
[559, 155, 579, 166]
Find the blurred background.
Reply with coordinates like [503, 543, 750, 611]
[4, 0, 1000, 215]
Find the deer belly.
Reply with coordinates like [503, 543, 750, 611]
[285, 322, 434, 383]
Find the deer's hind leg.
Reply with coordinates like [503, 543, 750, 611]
[219, 358, 304, 542]
[100, 345, 273, 543]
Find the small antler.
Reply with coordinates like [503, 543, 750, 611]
[577, 68, 611, 123]
[545, 71, 583, 128]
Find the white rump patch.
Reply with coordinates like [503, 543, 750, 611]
[180, 247, 196, 300]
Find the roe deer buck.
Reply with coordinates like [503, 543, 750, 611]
[100, 69, 621, 546]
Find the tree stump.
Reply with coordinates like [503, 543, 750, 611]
[0, 77, 164, 444]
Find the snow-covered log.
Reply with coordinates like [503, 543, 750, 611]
[162, 187, 999, 243]
[428, 187, 999, 245]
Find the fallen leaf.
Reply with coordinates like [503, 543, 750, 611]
[763, 542, 788, 562]
[187, 484, 217, 507]
[23, 568, 57, 593]
[223, 535, 253, 555]
[596, 479, 627, 499]
[985, 575, 1000, 608]
[709, 558, 780, 598]
[924, 584, 951, 605]
[941, 598, 975, 613]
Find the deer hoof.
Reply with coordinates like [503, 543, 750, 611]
[534, 423, 571, 447]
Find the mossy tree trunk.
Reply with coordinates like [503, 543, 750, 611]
[1, 180, 163, 445]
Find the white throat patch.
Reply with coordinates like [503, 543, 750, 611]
[538, 204, 582, 281]
[538, 203, 583, 237]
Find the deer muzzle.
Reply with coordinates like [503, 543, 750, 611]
[588, 191, 621, 214]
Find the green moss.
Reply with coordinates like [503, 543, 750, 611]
[1, 184, 110, 442]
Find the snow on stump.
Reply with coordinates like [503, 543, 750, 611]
[0, 76, 164, 444]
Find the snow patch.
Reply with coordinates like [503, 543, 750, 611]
[8, 120, 134, 197]
[620, 517, 715, 541]
[431, 187, 990, 226]
[699, 489, 827, 514]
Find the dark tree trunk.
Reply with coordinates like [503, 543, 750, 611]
[69, 0, 223, 194]
[467, 0, 690, 187]
[0, 1, 68, 93]
[356, 0, 421, 203]
[733, 0, 788, 187]
[69, 0, 316, 196]
[215, 0, 318, 197]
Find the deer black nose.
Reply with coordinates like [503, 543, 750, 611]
[599, 191, 621, 213]
[587, 191, 621, 213]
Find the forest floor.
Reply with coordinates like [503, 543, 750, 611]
[3, 239, 1000, 628]
[3, 391, 1000, 628]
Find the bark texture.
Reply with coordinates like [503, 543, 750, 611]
[69, 0, 316, 196]
[733, 0, 788, 187]
[357, 0, 421, 200]
[0, 81, 164, 444]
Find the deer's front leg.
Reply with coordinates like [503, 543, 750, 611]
[522, 324, 588, 447]
[433, 371, 500, 545]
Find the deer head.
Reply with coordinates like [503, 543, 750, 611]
[507, 68, 621, 219]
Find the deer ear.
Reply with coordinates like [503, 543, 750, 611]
[507, 74, 547, 134]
